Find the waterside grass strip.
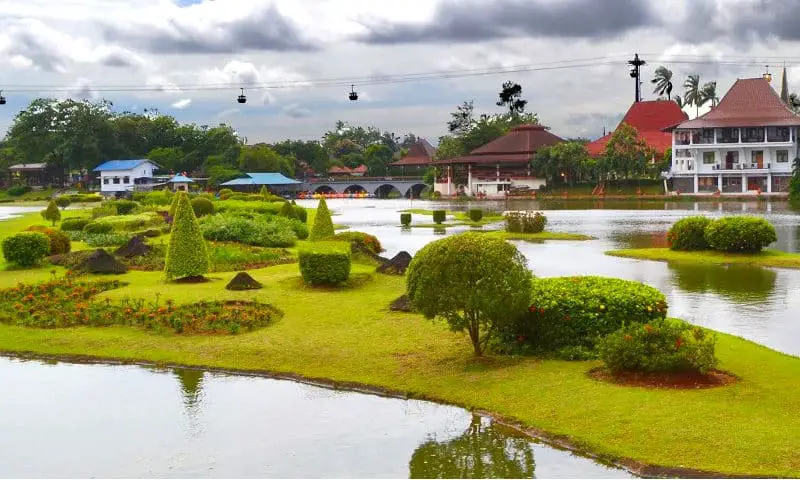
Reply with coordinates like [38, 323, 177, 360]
[606, 247, 800, 270]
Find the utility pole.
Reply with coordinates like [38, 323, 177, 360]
[628, 53, 646, 102]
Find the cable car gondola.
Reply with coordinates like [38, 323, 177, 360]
[237, 88, 247, 104]
[348, 85, 358, 101]
[0, 91, 6, 105]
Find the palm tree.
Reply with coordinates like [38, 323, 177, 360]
[684, 74, 702, 117]
[651, 66, 674, 99]
[700, 81, 720, 109]
[673, 95, 686, 108]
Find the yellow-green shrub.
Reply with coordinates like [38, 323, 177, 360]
[164, 192, 209, 280]
[298, 242, 351, 286]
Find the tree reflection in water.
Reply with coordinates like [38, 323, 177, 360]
[409, 415, 535, 479]
[669, 262, 777, 302]
[173, 368, 205, 412]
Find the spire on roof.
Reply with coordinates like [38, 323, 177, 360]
[781, 67, 790, 105]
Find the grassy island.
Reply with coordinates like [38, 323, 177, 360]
[607, 248, 800, 270]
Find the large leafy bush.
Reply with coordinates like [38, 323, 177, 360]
[704, 216, 777, 253]
[667, 216, 711, 251]
[279, 201, 300, 220]
[7, 185, 30, 196]
[142, 190, 173, 206]
[294, 204, 308, 223]
[298, 242, 351, 286]
[327, 231, 383, 254]
[310, 197, 335, 241]
[55, 197, 71, 209]
[111, 200, 137, 215]
[505, 212, 546, 233]
[164, 192, 210, 280]
[191, 197, 214, 217]
[60, 218, 91, 231]
[89, 212, 165, 232]
[496, 276, 668, 358]
[599, 319, 717, 374]
[92, 204, 117, 218]
[27, 226, 71, 255]
[2, 232, 51, 266]
[407, 232, 533, 356]
[83, 222, 114, 234]
[200, 214, 297, 247]
[213, 200, 284, 215]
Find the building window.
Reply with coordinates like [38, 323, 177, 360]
[776, 150, 789, 163]
[692, 129, 714, 144]
[724, 151, 739, 169]
[767, 127, 790, 142]
[675, 131, 691, 145]
[675, 149, 692, 158]
[113, 177, 120, 184]
[103, 178, 110, 185]
[742, 127, 765, 143]
[717, 128, 739, 143]
[703, 152, 715, 164]
[123, 176, 130, 184]
[751, 150, 764, 168]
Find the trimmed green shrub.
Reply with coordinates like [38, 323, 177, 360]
[41, 200, 61, 226]
[599, 319, 717, 374]
[496, 276, 668, 358]
[327, 231, 383, 254]
[468, 209, 483, 222]
[2, 232, 51, 266]
[132, 192, 148, 202]
[7, 185, 30, 196]
[164, 192, 210, 281]
[84, 233, 132, 247]
[667, 216, 711, 251]
[432, 210, 446, 224]
[169, 192, 180, 218]
[66, 193, 103, 203]
[92, 204, 117, 218]
[213, 200, 284, 216]
[704, 216, 777, 253]
[83, 222, 114, 234]
[55, 197, 72, 209]
[60, 218, 91, 231]
[310, 197, 335, 241]
[218, 188, 234, 198]
[294, 205, 308, 223]
[400, 213, 412, 226]
[504, 211, 546, 233]
[407, 232, 533, 356]
[280, 201, 300, 220]
[112, 200, 137, 215]
[90, 213, 165, 232]
[298, 242, 351, 286]
[27, 226, 71, 255]
[142, 190, 173, 206]
[200, 214, 297, 247]
[191, 197, 214, 217]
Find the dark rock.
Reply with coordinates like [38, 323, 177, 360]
[377, 251, 413, 275]
[225, 272, 263, 291]
[351, 242, 390, 263]
[77, 249, 128, 274]
[389, 295, 412, 312]
[114, 235, 152, 258]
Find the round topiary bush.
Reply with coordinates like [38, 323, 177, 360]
[83, 222, 114, 234]
[667, 216, 712, 251]
[704, 216, 777, 253]
[279, 201, 300, 220]
[2, 232, 51, 266]
[400, 213, 412, 226]
[468, 209, 483, 222]
[55, 197, 72, 209]
[310, 197, 335, 241]
[27, 226, 71, 255]
[164, 192, 210, 281]
[60, 218, 91, 231]
[41, 200, 61, 226]
[191, 197, 214, 217]
[7, 185, 30, 196]
[113, 200, 138, 215]
[407, 232, 533, 356]
[298, 242, 351, 286]
[432, 210, 446, 224]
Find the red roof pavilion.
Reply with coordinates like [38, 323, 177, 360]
[433, 124, 563, 166]
[391, 138, 435, 166]
[586, 100, 688, 157]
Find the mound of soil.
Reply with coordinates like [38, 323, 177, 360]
[588, 367, 737, 390]
[174, 275, 210, 284]
[114, 235, 152, 258]
[49, 250, 92, 269]
[389, 294, 412, 312]
[377, 251, 413, 275]
[225, 272, 263, 291]
[77, 249, 128, 274]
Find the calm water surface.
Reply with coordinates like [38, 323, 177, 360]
[298, 198, 800, 357]
[0, 356, 629, 478]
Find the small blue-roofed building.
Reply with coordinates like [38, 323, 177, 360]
[93, 159, 159, 195]
[168, 174, 194, 192]
[220, 172, 304, 195]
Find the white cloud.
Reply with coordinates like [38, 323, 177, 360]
[171, 98, 192, 109]
[283, 103, 311, 118]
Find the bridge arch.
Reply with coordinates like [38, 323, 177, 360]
[374, 183, 403, 198]
[343, 184, 367, 194]
[406, 183, 428, 199]
[313, 185, 336, 194]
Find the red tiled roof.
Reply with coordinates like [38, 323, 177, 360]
[673, 78, 800, 129]
[586, 100, 688, 156]
[328, 164, 368, 174]
[434, 124, 563, 165]
[391, 138, 436, 166]
[351, 164, 367, 173]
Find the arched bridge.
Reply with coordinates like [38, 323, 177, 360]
[306, 177, 427, 198]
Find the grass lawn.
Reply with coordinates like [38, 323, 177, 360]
[606, 247, 800, 270]
[400, 208, 504, 227]
[0, 187, 57, 202]
[481, 230, 594, 241]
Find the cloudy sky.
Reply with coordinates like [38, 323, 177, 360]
[1, 0, 800, 145]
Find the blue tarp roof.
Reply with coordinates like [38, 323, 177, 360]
[168, 175, 194, 183]
[220, 172, 302, 186]
[93, 159, 155, 172]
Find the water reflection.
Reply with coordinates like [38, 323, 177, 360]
[668, 263, 777, 302]
[409, 415, 535, 479]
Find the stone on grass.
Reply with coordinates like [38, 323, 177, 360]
[77, 249, 128, 274]
[377, 251, 413, 275]
[225, 272, 263, 291]
[389, 295, 412, 312]
[114, 235, 152, 258]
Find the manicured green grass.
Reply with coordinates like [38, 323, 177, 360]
[606, 247, 800, 270]
[482, 230, 594, 241]
[0, 187, 57, 202]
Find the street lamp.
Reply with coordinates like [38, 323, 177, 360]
[763, 65, 772, 83]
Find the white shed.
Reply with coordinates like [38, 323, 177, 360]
[93, 159, 159, 195]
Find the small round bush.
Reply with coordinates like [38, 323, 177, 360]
[468, 209, 483, 222]
[2, 232, 51, 266]
[400, 213, 412, 226]
[7, 185, 30, 196]
[599, 319, 717, 375]
[432, 210, 446, 224]
[704, 216, 777, 253]
[279, 201, 300, 220]
[191, 197, 215, 217]
[667, 216, 711, 251]
[327, 231, 383, 254]
[298, 242, 351, 286]
[55, 197, 72, 209]
[27, 226, 71, 255]
[218, 188, 234, 198]
[60, 218, 91, 231]
[84, 222, 114, 234]
[113, 200, 138, 215]
[504, 212, 546, 233]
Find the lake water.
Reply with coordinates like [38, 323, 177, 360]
[0, 356, 630, 478]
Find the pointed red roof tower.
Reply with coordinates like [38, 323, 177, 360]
[586, 100, 688, 156]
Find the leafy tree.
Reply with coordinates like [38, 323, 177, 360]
[206, 165, 242, 188]
[409, 415, 535, 479]
[789, 93, 800, 114]
[433, 136, 466, 161]
[364, 144, 394, 176]
[309, 197, 335, 241]
[684, 74, 702, 117]
[447, 101, 475, 135]
[700, 81, 720, 108]
[533, 141, 591, 186]
[422, 167, 438, 186]
[496, 81, 527, 114]
[41, 200, 61, 226]
[238, 144, 293, 176]
[601, 123, 654, 180]
[339, 152, 365, 169]
[406, 232, 532, 356]
[651, 66, 674, 99]
[164, 191, 209, 281]
[147, 146, 185, 173]
[272, 139, 329, 175]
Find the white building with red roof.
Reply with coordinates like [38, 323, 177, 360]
[666, 77, 800, 194]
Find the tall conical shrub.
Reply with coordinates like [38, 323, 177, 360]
[41, 200, 61, 226]
[168, 191, 180, 218]
[260, 186, 270, 201]
[280, 201, 299, 220]
[309, 197, 335, 241]
[164, 191, 209, 280]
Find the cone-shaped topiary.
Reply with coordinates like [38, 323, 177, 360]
[164, 191, 209, 281]
[260, 186, 270, 201]
[168, 191, 180, 218]
[309, 197, 335, 241]
[41, 200, 61, 226]
[280, 201, 300, 220]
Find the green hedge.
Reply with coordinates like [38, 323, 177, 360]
[66, 193, 103, 203]
[704, 216, 777, 253]
[7, 185, 30, 196]
[504, 212, 546, 233]
[667, 216, 711, 251]
[88, 212, 165, 232]
[496, 276, 668, 358]
[468, 209, 483, 222]
[279, 201, 299, 220]
[213, 200, 284, 215]
[432, 210, 446, 224]
[2, 232, 51, 267]
[200, 214, 297, 247]
[27, 226, 71, 255]
[298, 242, 351, 286]
[83, 222, 114, 234]
[111, 200, 138, 215]
[60, 218, 91, 231]
[141, 190, 173, 206]
[294, 205, 308, 223]
[400, 213, 412, 226]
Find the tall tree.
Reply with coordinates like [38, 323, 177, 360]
[683, 74, 702, 117]
[447, 101, 475, 135]
[602, 123, 653, 180]
[700, 81, 719, 108]
[496, 81, 527, 114]
[237, 145, 293, 175]
[651, 66, 674, 99]
[364, 144, 393, 176]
